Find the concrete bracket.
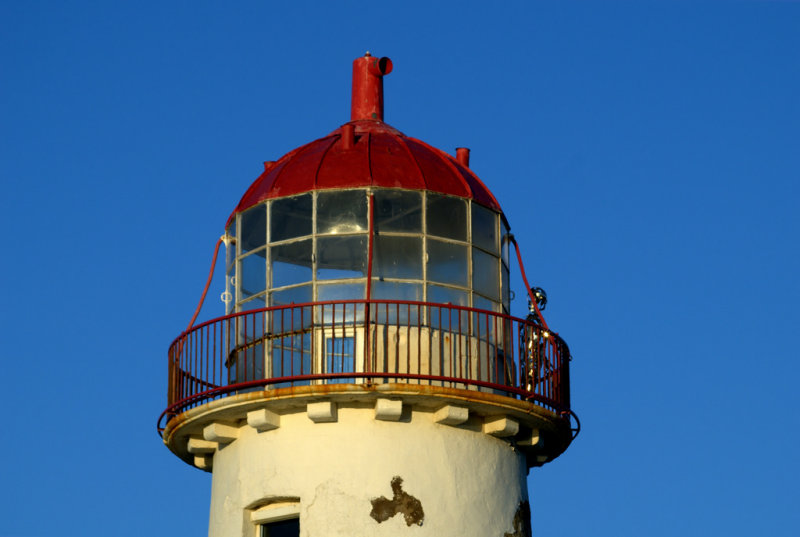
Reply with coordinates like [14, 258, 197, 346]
[483, 416, 519, 437]
[247, 408, 281, 432]
[203, 422, 240, 444]
[374, 398, 403, 421]
[307, 401, 338, 423]
[433, 405, 469, 426]
[517, 429, 544, 449]
[187, 437, 218, 454]
[194, 454, 213, 470]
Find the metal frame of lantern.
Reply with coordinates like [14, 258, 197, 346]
[226, 189, 511, 317]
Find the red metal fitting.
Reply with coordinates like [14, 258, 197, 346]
[351, 53, 393, 122]
[456, 147, 470, 167]
[341, 123, 355, 150]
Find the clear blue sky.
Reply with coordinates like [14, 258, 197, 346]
[1, 1, 798, 536]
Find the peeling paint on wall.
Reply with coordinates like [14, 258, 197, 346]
[503, 501, 531, 537]
[370, 476, 425, 527]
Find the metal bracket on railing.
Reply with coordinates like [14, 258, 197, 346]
[561, 409, 581, 444]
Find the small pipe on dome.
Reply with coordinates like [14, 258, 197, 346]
[351, 53, 393, 122]
[341, 123, 355, 150]
[263, 160, 275, 171]
[456, 147, 470, 167]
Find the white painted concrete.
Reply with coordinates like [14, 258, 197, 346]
[306, 401, 337, 423]
[207, 406, 528, 537]
[187, 437, 217, 454]
[374, 398, 403, 421]
[203, 422, 240, 444]
[483, 416, 519, 437]
[247, 408, 280, 432]
[433, 405, 469, 425]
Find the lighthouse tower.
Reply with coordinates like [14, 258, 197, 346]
[159, 54, 575, 537]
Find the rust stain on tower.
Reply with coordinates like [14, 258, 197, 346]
[370, 476, 425, 527]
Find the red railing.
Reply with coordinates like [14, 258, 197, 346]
[158, 300, 570, 433]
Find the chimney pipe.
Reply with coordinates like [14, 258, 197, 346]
[351, 53, 393, 122]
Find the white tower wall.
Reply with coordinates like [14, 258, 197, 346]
[208, 405, 527, 536]
[165, 386, 566, 537]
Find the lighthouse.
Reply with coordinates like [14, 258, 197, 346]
[158, 54, 576, 537]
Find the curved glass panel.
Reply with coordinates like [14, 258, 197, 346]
[501, 262, 510, 312]
[374, 235, 422, 279]
[271, 239, 312, 288]
[317, 235, 367, 280]
[239, 294, 266, 312]
[427, 284, 469, 331]
[427, 239, 468, 287]
[271, 194, 312, 242]
[472, 247, 500, 300]
[317, 282, 365, 301]
[240, 252, 266, 299]
[271, 284, 312, 307]
[374, 190, 422, 233]
[472, 294, 499, 341]
[270, 286, 312, 332]
[317, 190, 367, 235]
[501, 228, 511, 267]
[241, 204, 266, 255]
[371, 281, 422, 324]
[426, 284, 469, 307]
[371, 280, 423, 301]
[427, 193, 467, 241]
[471, 203, 499, 255]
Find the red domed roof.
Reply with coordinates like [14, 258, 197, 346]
[228, 54, 503, 224]
[230, 119, 501, 220]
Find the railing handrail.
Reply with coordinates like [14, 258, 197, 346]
[161, 299, 571, 435]
[169, 299, 568, 351]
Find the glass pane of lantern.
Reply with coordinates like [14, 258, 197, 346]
[317, 282, 365, 301]
[426, 193, 466, 241]
[374, 190, 422, 233]
[271, 194, 312, 242]
[426, 284, 469, 307]
[226, 221, 237, 271]
[271, 284, 312, 307]
[370, 280, 423, 302]
[471, 203, 499, 255]
[426, 284, 469, 331]
[472, 247, 500, 300]
[240, 204, 266, 255]
[317, 235, 367, 280]
[240, 252, 266, 299]
[317, 190, 367, 235]
[501, 262, 510, 312]
[271, 239, 312, 288]
[237, 296, 267, 345]
[472, 294, 499, 341]
[370, 281, 422, 324]
[239, 294, 266, 310]
[427, 238, 468, 287]
[374, 235, 422, 279]
[270, 286, 313, 332]
[271, 333, 312, 387]
[501, 224, 511, 267]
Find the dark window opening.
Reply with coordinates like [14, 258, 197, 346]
[261, 517, 299, 537]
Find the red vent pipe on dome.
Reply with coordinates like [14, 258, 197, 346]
[351, 53, 393, 122]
